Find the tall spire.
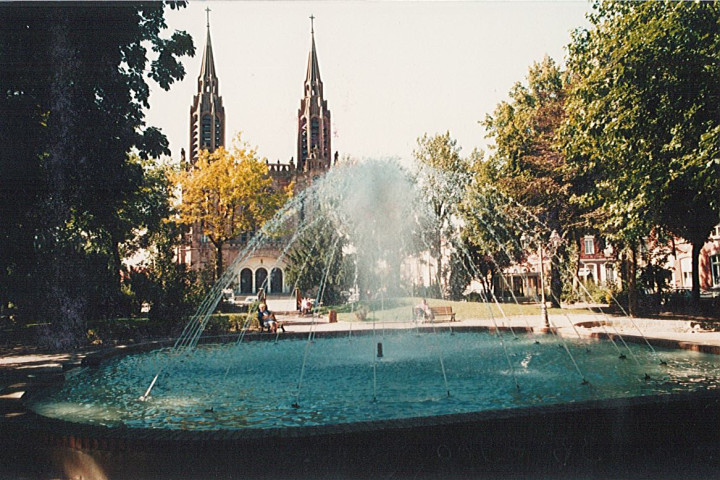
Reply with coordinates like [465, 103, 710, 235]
[297, 15, 331, 175]
[198, 7, 217, 91]
[189, 8, 224, 165]
[304, 14, 323, 97]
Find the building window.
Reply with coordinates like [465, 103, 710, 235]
[605, 262, 616, 284]
[711, 226, 720, 239]
[681, 258, 692, 288]
[584, 237, 595, 255]
[201, 115, 212, 148]
[255, 268, 268, 294]
[240, 268, 253, 294]
[311, 118, 319, 148]
[712, 255, 720, 288]
[200, 234, 209, 244]
[270, 268, 283, 294]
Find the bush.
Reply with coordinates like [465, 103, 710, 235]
[85, 317, 182, 345]
[203, 314, 233, 335]
[563, 281, 617, 305]
[84, 312, 260, 345]
[465, 291, 490, 303]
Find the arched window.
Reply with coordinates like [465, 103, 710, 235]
[240, 269, 253, 294]
[255, 268, 268, 294]
[299, 119, 308, 161]
[214, 116, 221, 146]
[201, 115, 212, 148]
[270, 268, 283, 294]
[310, 118, 319, 147]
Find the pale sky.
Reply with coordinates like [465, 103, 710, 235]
[145, 1, 591, 165]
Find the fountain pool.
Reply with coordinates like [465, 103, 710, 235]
[12, 328, 720, 479]
[27, 329, 720, 430]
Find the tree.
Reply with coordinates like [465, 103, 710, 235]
[413, 132, 471, 297]
[117, 157, 176, 265]
[128, 220, 209, 324]
[562, 0, 720, 309]
[171, 136, 291, 280]
[0, 2, 194, 346]
[285, 217, 347, 306]
[459, 150, 527, 300]
[482, 57, 576, 306]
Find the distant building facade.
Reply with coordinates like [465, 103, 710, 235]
[177, 16, 336, 295]
[666, 225, 720, 292]
[495, 234, 617, 302]
[577, 235, 617, 286]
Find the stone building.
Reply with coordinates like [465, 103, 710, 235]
[177, 16, 335, 296]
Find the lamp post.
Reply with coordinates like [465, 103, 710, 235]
[539, 243, 549, 330]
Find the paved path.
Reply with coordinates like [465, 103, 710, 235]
[280, 311, 720, 345]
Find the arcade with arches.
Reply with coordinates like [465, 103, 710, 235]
[238, 266, 285, 294]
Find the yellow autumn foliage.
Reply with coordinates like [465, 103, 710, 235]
[169, 135, 291, 276]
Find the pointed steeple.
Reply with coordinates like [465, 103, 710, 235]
[189, 7, 225, 165]
[304, 15, 323, 98]
[297, 15, 331, 175]
[198, 7, 218, 96]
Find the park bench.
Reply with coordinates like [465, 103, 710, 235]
[429, 306, 456, 323]
[413, 305, 457, 323]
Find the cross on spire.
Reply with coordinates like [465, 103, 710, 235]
[206, 6, 211, 27]
[310, 14, 315, 35]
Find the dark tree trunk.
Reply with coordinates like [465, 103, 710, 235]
[691, 242, 702, 307]
[111, 236, 122, 289]
[435, 232, 443, 299]
[627, 245, 638, 317]
[215, 243, 224, 282]
[574, 237, 582, 291]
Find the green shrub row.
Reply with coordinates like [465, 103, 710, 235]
[85, 313, 259, 345]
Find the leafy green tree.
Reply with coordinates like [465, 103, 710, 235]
[285, 217, 347, 306]
[0, 2, 193, 347]
[482, 57, 575, 306]
[562, 0, 720, 308]
[413, 132, 471, 297]
[128, 221, 209, 324]
[459, 150, 527, 299]
[171, 135, 291, 280]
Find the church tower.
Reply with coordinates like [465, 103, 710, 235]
[297, 16, 332, 174]
[179, 9, 226, 271]
[189, 8, 225, 165]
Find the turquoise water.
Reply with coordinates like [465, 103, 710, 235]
[28, 331, 720, 430]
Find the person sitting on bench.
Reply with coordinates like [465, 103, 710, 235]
[415, 298, 434, 322]
[257, 303, 285, 333]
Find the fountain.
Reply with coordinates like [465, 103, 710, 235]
[16, 159, 720, 479]
[28, 332, 720, 430]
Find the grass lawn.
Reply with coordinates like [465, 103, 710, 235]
[333, 297, 575, 323]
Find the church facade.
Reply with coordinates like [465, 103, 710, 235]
[176, 15, 335, 296]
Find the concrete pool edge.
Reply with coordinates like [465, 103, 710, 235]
[6, 384, 720, 479]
